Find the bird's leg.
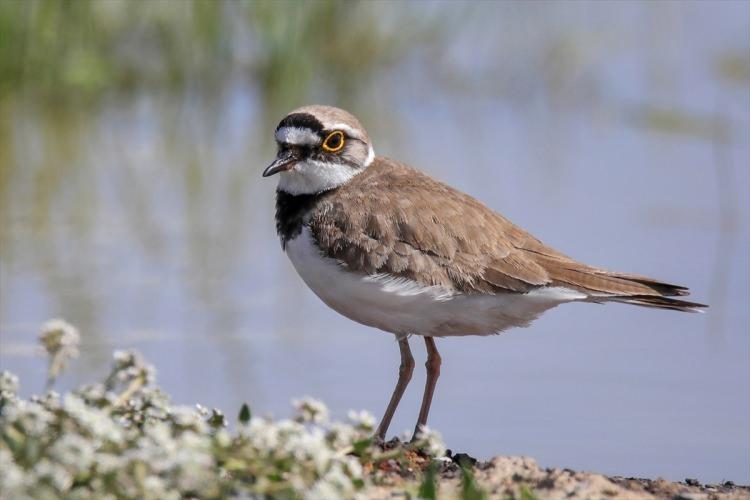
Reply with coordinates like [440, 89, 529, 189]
[375, 337, 414, 442]
[412, 336, 441, 440]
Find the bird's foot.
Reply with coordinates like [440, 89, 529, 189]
[371, 434, 385, 448]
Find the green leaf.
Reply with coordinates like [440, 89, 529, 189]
[418, 461, 438, 499]
[460, 463, 486, 500]
[238, 403, 251, 424]
[207, 408, 227, 428]
[519, 485, 539, 500]
[352, 437, 373, 455]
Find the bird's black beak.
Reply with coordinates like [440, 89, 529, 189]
[262, 148, 300, 177]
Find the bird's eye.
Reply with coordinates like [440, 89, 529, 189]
[322, 131, 345, 152]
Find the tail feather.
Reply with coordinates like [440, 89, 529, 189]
[610, 295, 707, 313]
[598, 271, 707, 312]
[598, 271, 691, 297]
[531, 255, 707, 312]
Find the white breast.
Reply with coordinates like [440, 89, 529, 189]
[285, 227, 585, 338]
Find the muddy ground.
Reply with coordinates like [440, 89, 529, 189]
[364, 443, 750, 499]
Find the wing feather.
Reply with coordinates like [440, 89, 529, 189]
[309, 158, 551, 293]
[307, 157, 704, 310]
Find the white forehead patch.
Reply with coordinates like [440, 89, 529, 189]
[275, 127, 321, 146]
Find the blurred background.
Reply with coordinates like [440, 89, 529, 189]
[1, 0, 748, 484]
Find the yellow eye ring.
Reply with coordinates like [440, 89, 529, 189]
[322, 131, 345, 152]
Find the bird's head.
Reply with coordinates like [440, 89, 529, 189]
[263, 105, 374, 195]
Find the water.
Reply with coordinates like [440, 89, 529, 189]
[1, 1, 748, 484]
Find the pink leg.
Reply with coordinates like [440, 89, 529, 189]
[375, 337, 414, 441]
[413, 336, 441, 439]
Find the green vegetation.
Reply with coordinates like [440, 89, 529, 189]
[459, 461, 486, 500]
[0, 0, 443, 106]
[418, 461, 438, 499]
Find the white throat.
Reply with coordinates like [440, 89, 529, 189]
[277, 146, 374, 195]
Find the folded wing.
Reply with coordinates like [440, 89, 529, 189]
[309, 158, 707, 312]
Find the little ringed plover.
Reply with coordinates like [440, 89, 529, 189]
[262, 105, 707, 442]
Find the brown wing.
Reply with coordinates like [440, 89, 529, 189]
[309, 157, 705, 311]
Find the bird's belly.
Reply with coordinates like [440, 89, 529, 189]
[284, 227, 581, 337]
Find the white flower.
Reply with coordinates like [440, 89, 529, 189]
[283, 427, 333, 474]
[171, 431, 215, 493]
[0, 448, 28, 496]
[63, 394, 123, 444]
[0, 371, 19, 395]
[3, 399, 55, 436]
[140, 475, 181, 500]
[305, 479, 340, 500]
[168, 405, 208, 433]
[76, 382, 117, 406]
[327, 422, 357, 448]
[413, 425, 446, 457]
[39, 319, 80, 359]
[33, 459, 73, 492]
[214, 428, 231, 448]
[144, 421, 176, 456]
[2, 339, 403, 497]
[305, 463, 356, 500]
[276, 418, 305, 434]
[113, 349, 131, 364]
[142, 475, 168, 498]
[347, 409, 375, 431]
[292, 397, 329, 424]
[49, 433, 96, 472]
[93, 452, 121, 474]
[110, 349, 156, 386]
[342, 455, 364, 479]
[245, 417, 280, 451]
[399, 429, 412, 442]
[38, 319, 80, 386]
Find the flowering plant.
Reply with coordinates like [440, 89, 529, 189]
[0, 321, 449, 499]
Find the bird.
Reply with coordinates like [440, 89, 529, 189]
[262, 105, 707, 443]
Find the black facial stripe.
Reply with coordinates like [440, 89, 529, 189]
[276, 113, 324, 134]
